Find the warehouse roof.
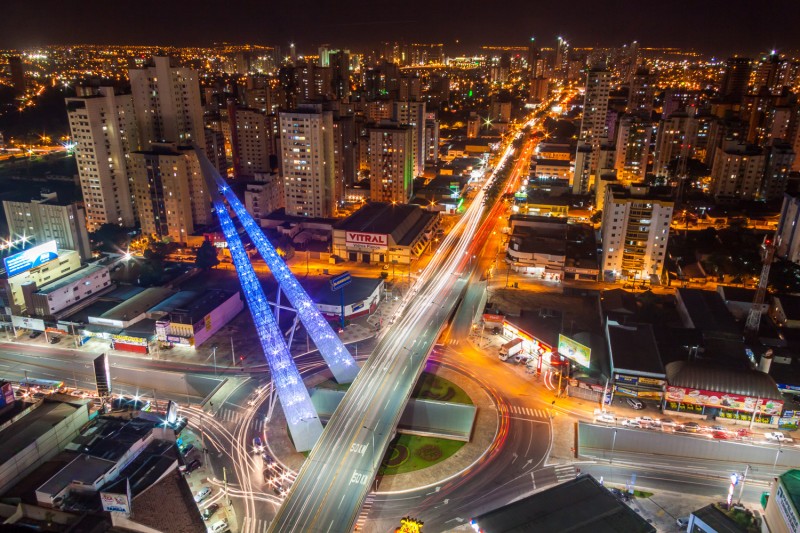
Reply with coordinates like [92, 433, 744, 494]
[336, 202, 438, 247]
[665, 361, 782, 400]
[607, 322, 665, 377]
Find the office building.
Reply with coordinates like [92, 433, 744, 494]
[228, 105, 274, 178]
[3, 199, 91, 261]
[129, 56, 205, 148]
[129, 143, 211, 242]
[65, 86, 140, 231]
[577, 68, 612, 178]
[369, 124, 414, 204]
[709, 140, 766, 201]
[279, 105, 336, 218]
[600, 184, 674, 281]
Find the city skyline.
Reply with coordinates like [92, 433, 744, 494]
[2, 0, 800, 55]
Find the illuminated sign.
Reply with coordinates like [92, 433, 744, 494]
[100, 479, 131, 515]
[167, 400, 179, 425]
[665, 386, 783, 415]
[3, 240, 58, 278]
[398, 517, 424, 533]
[346, 231, 388, 251]
[558, 334, 591, 368]
[111, 334, 148, 347]
[776, 484, 800, 533]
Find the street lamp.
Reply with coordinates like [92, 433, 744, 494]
[363, 425, 380, 492]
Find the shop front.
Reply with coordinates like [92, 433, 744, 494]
[111, 334, 150, 354]
[664, 385, 784, 424]
[502, 320, 559, 372]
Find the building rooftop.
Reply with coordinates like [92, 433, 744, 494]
[0, 400, 86, 465]
[91, 287, 176, 325]
[665, 361, 783, 400]
[780, 469, 800, 519]
[777, 295, 800, 321]
[335, 202, 438, 247]
[676, 288, 741, 338]
[470, 474, 655, 533]
[125, 469, 206, 533]
[37, 454, 116, 498]
[36, 265, 107, 295]
[607, 322, 665, 377]
[691, 504, 751, 533]
[68, 416, 160, 462]
[717, 285, 758, 304]
[306, 276, 383, 307]
[505, 311, 562, 350]
[148, 289, 239, 325]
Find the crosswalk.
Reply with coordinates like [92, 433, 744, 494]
[446, 338, 462, 345]
[241, 515, 270, 533]
[553, 463, 576, 482]
[214, 408, 267, 432]
[354, 494, 375, 531]
[507, 405, 548, 418]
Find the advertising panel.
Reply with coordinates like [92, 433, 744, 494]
[776, 484, 800, 533]
[3, 240, 58, 278]
[665, 386, 784, 415]
[93, 353, 111, 397]
[345, 231, 388, 251]
[558, 334, 591, 368]
[11, 315, 45, 331]
[111, 334, 148, 347]
[0, 382, 14, 407]
[100, 479, 131, 515]
[482, 313, 505, 324]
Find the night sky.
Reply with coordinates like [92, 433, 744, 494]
[2, 0, 800, 56]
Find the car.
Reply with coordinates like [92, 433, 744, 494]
[594, 413, 615, 424]
[711, 425, 726, 431]
[194, 486, 212, 503]
[677, 516, 690, 528]
[208, 519, 228, 532]
[765, 432, 792, 442]
[637, 416, 657, 426]
[712, 431, 729, 440]
[622, 418, 639, 427]
[49, 336, 61, 344]
[626, 398, 644, 410]
[658, 418, 675, 426]
[29, 331, 42, 339]
[253, 436, 264, 452]
[201, 503, 219, 521]
[681, 422, 701, 433]
[186, 459, 202, 473]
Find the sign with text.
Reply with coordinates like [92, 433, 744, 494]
[3, 240, 58, 278]
[100, 479, 131, 515]
[11, 315, 45, 331]
[330, 272, 352, 291]
[345, 231, 388, 251]
[558, 334, 591, 368]
[665, 386, 784, 415]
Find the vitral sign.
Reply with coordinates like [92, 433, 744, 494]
[345, 231, 388, 251]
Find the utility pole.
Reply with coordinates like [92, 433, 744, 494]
[230, 336, 236, 366]
[737, 465, 750, 505]
[745, 235, 778, 341]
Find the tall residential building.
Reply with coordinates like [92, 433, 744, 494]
[777, 194, 800, 264]
[720, 57, 752, 103]
[627, 67, 654, 117]
[600, 184, 674, 281]
[66, 86, 140, 231]
[615, 115, 654, 181]
[709, 140, 765, 201]
[129, 143, 211, 242]
[652, 110, 699, 177]
[3, 200, 91, 261]
[228, 104, 273, 178]
[244, 172, 284, 221]
[129, 56, 205, 148]
[762, 140, 796, 201]
[393, 101, 426, 176]
[8, 56, 25, 96]
[577, 68, 612, 178]
[424, 111, 440, 164]
[368, 124, 414, 204]
[279, 105, 336, 218]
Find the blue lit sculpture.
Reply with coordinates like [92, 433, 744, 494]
[197, 153, 323, 452]
[194, 147, 359, 384]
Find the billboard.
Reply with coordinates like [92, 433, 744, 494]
[558, 334, 591, 368]
[0, 382, 14, 407]
[665, 386, 784, 415]
[166, 400, 178, 425]
[100, 479, 131, 515]
[93, 353, 111, 398]
[11, 315, 45, 331]
[345, 231, 388, 251]
[3, 240, 58, 278]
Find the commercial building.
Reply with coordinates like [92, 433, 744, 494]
[599, 184, 674, 282]
[25, 265, 112, 318]
[764, 469, 800, 533]
[3, 199, 91, 261]
[0, 244, 82, 315]
[368, 124, 414, 204]
[150, 289, 243, 347]
[279, 105, 336, 218]
[332, 202, 439, 265]
[89, 287, 175, 330]
[606, 322, 666, 401]
[65, 86, 140, 230]
[306, 276, 384, 321]
[129, 142, 212, 243]
[129, 56, 205, 149]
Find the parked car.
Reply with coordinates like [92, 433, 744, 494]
[186, 459, 202, 473]
[201, 504, 219, 521]
[208, 519, 228, 532]
[29, 331, 42, 339]
[194, 486, 212, 503]
[626, 398, 644, 410]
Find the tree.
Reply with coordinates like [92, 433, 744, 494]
[138, 248, 165, 286]
[90, 223, 131, 252]
[195, 240, 220, 271]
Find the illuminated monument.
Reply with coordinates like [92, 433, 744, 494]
[195, 148, 358, 451]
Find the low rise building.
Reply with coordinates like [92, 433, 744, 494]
[25, 265, 113, 318]
[332, 202, 439, 265]
[150, 289, 243, 348]
[0, 246, 82, 315]
[606, 322, 666, 401]
[764, 469, 800, 533]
